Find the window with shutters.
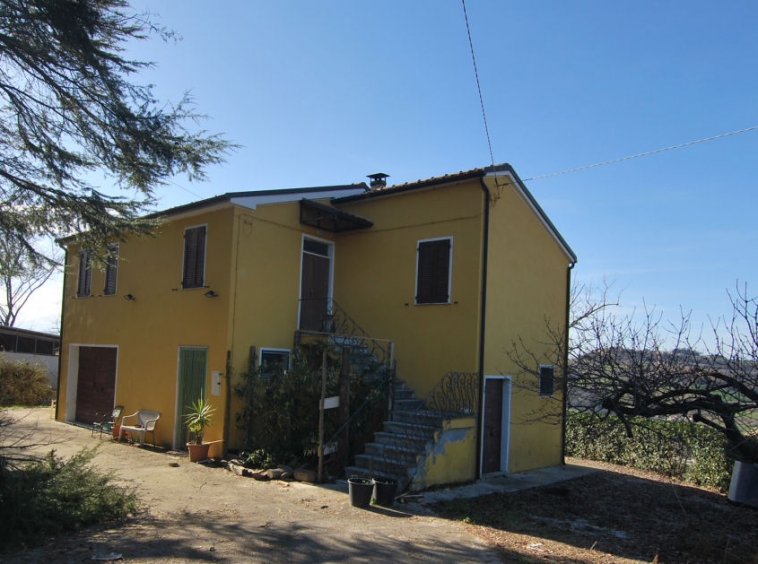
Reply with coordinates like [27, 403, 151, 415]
[182, 225, 207, 289]
[103, 244, 119, 295]
[76, 249, 92, 297]
[415, 237, 452, 305]
[539, 365, 555, 397]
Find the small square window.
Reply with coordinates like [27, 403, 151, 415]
[259, 349, 290, 378]
[539, 365, 555, 397]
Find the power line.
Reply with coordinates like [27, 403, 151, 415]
[461, 0, 495, 167]
[524, 125, 758, 181]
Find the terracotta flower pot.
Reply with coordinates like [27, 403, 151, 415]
[187, 442, 211, 462]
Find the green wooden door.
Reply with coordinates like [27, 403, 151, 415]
[176, 347, 208, 447]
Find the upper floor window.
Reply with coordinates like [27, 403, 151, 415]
[103, 244, 119, 296]
[182, 225, 207, 289]
[76, 249, 91, 297]
[415, 237, 452, 304]
[539, 365, 555, 397]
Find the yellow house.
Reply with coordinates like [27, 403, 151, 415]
[56, 164, 576, 491]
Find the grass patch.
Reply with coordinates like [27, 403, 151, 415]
[433, 468, 758, 563]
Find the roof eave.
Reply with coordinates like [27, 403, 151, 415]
[485, 168, 577, 264]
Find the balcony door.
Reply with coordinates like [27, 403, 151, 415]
[299, 237, 332, 331]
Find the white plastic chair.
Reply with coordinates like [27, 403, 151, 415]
[118, 410, 160, 447]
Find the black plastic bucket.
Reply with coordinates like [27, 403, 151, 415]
[348, 478, 374, 508]
[372, 478, 397, 507]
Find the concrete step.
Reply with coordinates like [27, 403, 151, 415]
[382, 420, 438, 440]
[393, 388, 416, 401]
[393, 398, 426, 411]
[390, 409, 444, 426]
[353, 454, 412, 479]
[364, 442, 420, 464]
[373, 431, 430, 452]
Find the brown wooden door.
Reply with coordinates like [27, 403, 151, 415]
[482, 378, 504, 474]
[299, 250, 330, 331]
[75, 346, 117, 425]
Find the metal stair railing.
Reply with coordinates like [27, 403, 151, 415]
[423, 371, 480, 416]
[325, 362, 396, 467]
[298, 298, 394, 368]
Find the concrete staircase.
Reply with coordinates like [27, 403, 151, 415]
[345, 379, 443, 492]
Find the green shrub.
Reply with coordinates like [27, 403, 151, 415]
[0, 354, 53, 406]
[0, 447, 139, 549]
[235, 355, 335, 465]
[235, 349, 389, 469]
[566, 411, 732, 491]
[241, 448, 276, 469]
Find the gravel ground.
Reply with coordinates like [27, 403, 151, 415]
[2, 408, 502, 563]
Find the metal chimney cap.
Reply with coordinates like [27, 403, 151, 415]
[367, 173, 390, 190]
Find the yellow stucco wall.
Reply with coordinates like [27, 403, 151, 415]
[225, 201, 335, 449]
[56, 173, 573, 474]
[412, 417, 478, 491]
[482, 174, 572, 473]
[334, 175, 571, 476]
[58, 206, 235, 452]
[334, 181, 484, 398]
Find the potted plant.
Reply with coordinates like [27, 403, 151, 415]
[185, 395, 215, 462]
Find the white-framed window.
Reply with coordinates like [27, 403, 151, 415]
[539, 365, 555, 397]
[259, 348, 291, 378]
[415, 237, 452, 304]
[103, 243, 119, 296]
[76, 249, 92, 297]
[182, 225, 207, 289]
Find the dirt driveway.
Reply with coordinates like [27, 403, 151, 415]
[3, 408, 502, 563]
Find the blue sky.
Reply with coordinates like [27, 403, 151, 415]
[21, 1, 758, 348]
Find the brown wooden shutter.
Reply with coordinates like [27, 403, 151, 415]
[77, 250, 92, 297]
[103, 244, 118, 295]
[416, 239, 451, 304]
[182, 226, 206, 288]
[540, 365, 555, 396]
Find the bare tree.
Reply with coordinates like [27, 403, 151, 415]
[507, 282, 758, 464]
[0, 239, 59, 327]
[505, 282, 619, 425]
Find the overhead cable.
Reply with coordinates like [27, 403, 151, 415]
[524, 125, 758, 181]
[461, 0, 495, 167]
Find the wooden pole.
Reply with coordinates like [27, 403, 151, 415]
[317, 349, 327, 483]
[339, 346, 351, 472]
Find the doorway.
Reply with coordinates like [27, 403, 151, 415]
[176, 346, 208, 448]
[73, 346, 118, 426]
[481, 375, 511, 475]
[299, 237, 333, 331]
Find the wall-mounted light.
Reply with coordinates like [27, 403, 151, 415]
[204, 290, 219, 298]
[124, 294, 136, 301]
